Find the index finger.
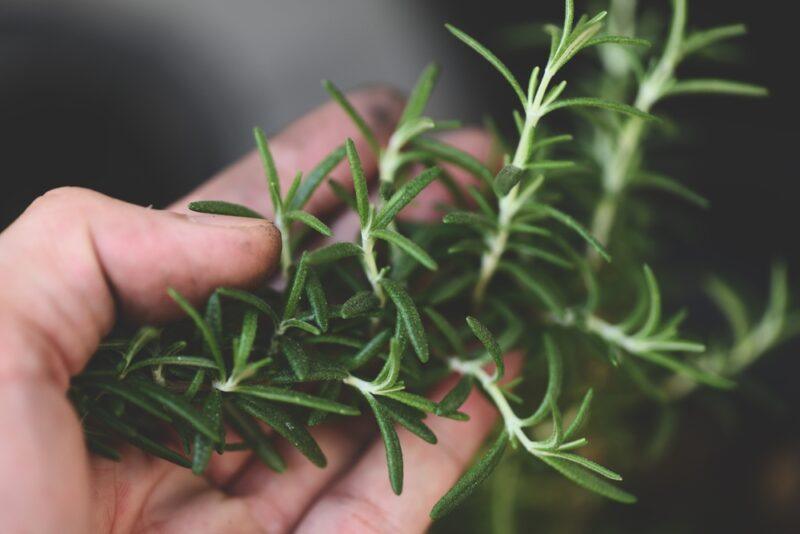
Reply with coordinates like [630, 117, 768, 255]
[170, 86, 405, 217]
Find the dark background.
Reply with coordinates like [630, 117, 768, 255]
[2, 1, 797, 532]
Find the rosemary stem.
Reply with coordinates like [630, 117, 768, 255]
[473, 69, 552, 305]
[361, 230, 386, 305]
[449, 357, 547, 454]
[587, 0, 685, 260]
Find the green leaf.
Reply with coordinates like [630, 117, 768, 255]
[380, 279, 429, 363]
[86, 379, 173, 422]
[285, 210, 332, 236]
[365, 394, 404, 494]
[411, 137, 494, 185]
[120, 326, 160, 373]
[638, 265, 661, 337]
[372, 228, 438, 270]
[127, 378, 221, 443]
[306, 242, 363, 265]
[235, 385, 359, 415]
[499, 262, 564, 315]
[188, 200, 265, 219]
[345, 329, 391, 370]
[526, 160, 575, 171]
[636, 351, 735, 389]
[682, 24, 747, 57]
[383, 391, 439, 414]
[466, 316, 504, 381]
[445, 24, 527, 106]
[254, 126, 283, 213]
[584, 35, 650, 49]
[378, 397, 437, 444]
[345, 138, 371, 228]
[425, 307, 467, 355]
[280, 318, 321, 335]
[430, 431, 508, 519]
[539, 456, 636, 504]
[236, 397, 327, 467]
[340, 290, 381, 318]
[192, 390, 223, 474]
[168, 288, 225, 380]
[217, 287, 279, 326]
[466, 186, 495, 217]
[509, 223, 551, 236]
[544, 97, 657, 122]
[518, 336, 564, 429]
[281, 337, 311, 380]
[306, 335, 364, 348]
[307, 381, 343, 426]
[224, 401, 285, 472]
[327, 179, 357, 211]
[205, 292, 223, 347]
[436, 376, 474, 415]
[233, 309, 258, 374]
[534, 204, 610, 262]
[399, 62, 440, 126]
[289, 145, 347, 211]
[564, 388, 593, 440]
[184, 369, 206, 401]
[493, 164, 523, 197]
[665, 79, 768, 98]
[125, 356, 218, 374]
[322, 80, 379, 154]
[508, 242, 573, 270]
[531, 134, 573, 152]
[426, 271, 477, 306]
[283, 256, 309, 320]
[443, 210, 496, 231]
[561, 0, 575, 46]
[373, 337, 403, 390]
[634, 172, 709, 208]
[374, 167, 441, 229]
[283, 171, 303, 210]
[305, 269, 329, 332]
[270, 359, 349, 383]
[90, 405, 191, 468]
[547, 451, 621, 480]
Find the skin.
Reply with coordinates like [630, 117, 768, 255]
[0, 86, 518, 534]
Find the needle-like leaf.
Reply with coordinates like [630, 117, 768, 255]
[430, 432, 508, 519]
[381, 279, 429, 363]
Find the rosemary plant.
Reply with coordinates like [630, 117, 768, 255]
[69, 0, 790, 525]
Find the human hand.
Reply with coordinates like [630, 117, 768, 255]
[0, 86, 516, 533]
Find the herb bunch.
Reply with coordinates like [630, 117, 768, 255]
[69, 0, 790, 523]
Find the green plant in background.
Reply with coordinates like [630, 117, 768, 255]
[68, 0, 794, 528]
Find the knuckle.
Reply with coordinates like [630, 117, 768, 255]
[27, 186, 103, 218]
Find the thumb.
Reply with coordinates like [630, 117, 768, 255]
[0, 186, 281, 386]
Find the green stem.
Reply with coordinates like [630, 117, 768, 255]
[587, 0, 686, 260]
[361, 229, 386, 306]
[473, 70, 553, 305]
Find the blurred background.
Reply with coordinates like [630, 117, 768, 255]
[1, 0, 797, 532]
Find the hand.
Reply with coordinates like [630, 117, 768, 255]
[0, 86, 515, 533]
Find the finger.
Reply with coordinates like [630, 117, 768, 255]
[171, 86, 405, 219]
[296, 354, 522, 534]
[0, 187, 280, 379]
[0, 187, 280, 533]
[225, 419, 375, 533]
